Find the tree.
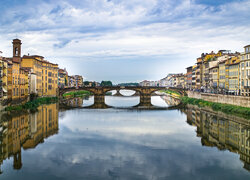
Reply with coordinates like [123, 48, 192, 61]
[84, 81, 90, 86]
[101, 81, 112, 86]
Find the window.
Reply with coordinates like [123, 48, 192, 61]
[15, 47, 18, 56]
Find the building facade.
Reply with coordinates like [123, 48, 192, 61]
[240, 45, 250, 96]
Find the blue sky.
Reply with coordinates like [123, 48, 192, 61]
[0, 0, 250, 83]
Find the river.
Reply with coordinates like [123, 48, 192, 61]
[0, 93, 250, 179]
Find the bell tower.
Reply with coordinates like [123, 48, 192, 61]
[12, 39, 22, 57]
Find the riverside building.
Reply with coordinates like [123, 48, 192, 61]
[240, 45, 250, 96]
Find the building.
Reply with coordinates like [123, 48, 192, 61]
[240, 45, 250, 96]
[58, 68, 68, 88]
[68, 76, 76, 87]
[227, 56, 240, 95]
[139, 80, 150, 86]
[218, 60, 226, 93]
[22, 54, 59, 97]
[42, 60, 58, 96]
[186, 66, 192, 89]
[209, 64, 219, 92]
[7, 60, 13, 100]
[74, 75, 83, 88]
[0, 56, 8, 101]
[176, 74, 185, 88]
[196, 57, 203, 90]
[192, 65, 196, 90]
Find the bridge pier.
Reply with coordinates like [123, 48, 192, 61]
[113, 90, 123, 96]
[139, 94, 152, 106]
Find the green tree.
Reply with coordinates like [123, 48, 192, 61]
[101, 81, 112, 86]
[84, 81, 90, 86]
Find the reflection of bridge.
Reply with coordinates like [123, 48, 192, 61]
[59, 86, 186, 108]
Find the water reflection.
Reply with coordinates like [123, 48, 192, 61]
[61, 95, 179, 109]
[0, 103, 59, 174]
[182, 105, 250, 171]
[0, 97, 250, 179]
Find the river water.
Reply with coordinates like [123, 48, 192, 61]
[0, 93, 250, 180]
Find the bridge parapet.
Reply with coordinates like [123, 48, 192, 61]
[59, 86, 186, 108]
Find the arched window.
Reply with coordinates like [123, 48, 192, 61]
[15, 47, 18, 56]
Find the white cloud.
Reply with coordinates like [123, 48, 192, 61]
[0, 0, 249, 82]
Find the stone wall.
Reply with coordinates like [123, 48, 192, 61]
[187, 91, 250, 108]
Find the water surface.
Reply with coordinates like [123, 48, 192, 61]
[0, 95, 249, 179]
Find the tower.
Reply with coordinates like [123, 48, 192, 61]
[12, 39, 22, 63]
[12, 39, 22, 57]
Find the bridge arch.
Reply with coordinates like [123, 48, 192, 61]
[59, 86, 185, 108]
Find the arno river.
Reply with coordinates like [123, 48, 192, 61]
[0, 91, 250, 179]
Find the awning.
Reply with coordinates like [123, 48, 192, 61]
[2, 87, 7, 93]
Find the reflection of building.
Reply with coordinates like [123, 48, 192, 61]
[183, 105, 250, 171]
[66, 97, 83, 107]
[0, 103, 59, 173]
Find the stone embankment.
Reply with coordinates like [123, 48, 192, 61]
[187, 91, 250, 108]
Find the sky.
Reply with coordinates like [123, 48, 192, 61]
[0, 0, 250, 83]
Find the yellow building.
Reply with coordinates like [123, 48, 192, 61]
[21, 55, 59, 97]
[219, 60, 226, 92]
[42, 61, 58, 97]
[19, 68, 29, 98]
[192, 65, 197, 89]
[228, 56, 240, 95]
[12, 61, 21, 100]
[22, 55, 43, 96]
[209, 65, 219, 91]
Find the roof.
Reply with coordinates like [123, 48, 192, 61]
[186, 66, 193, 69]
[244, 44, 250, 48]
[209, 65, 219, 70]
[23, 55, 58, 66]
[219, 59, 227, 64]
[23, 55, 44, 59]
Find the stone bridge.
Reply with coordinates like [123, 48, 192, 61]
[59, 86, 186, 108]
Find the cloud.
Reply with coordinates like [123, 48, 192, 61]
[0, 0, 249, 82]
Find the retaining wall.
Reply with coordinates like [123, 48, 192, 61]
[187, 91, 250, 108]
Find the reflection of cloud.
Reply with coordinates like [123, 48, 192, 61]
[4, 105, 250, 179]
[15, 124, 247, 180]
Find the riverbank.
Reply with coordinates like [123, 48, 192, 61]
[187, 91, 250, 108]
[63, 90, 92, 98]
[181, 96, 250, 119]
[160, 90, 181, 99]
[4, 97, 58, 112]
